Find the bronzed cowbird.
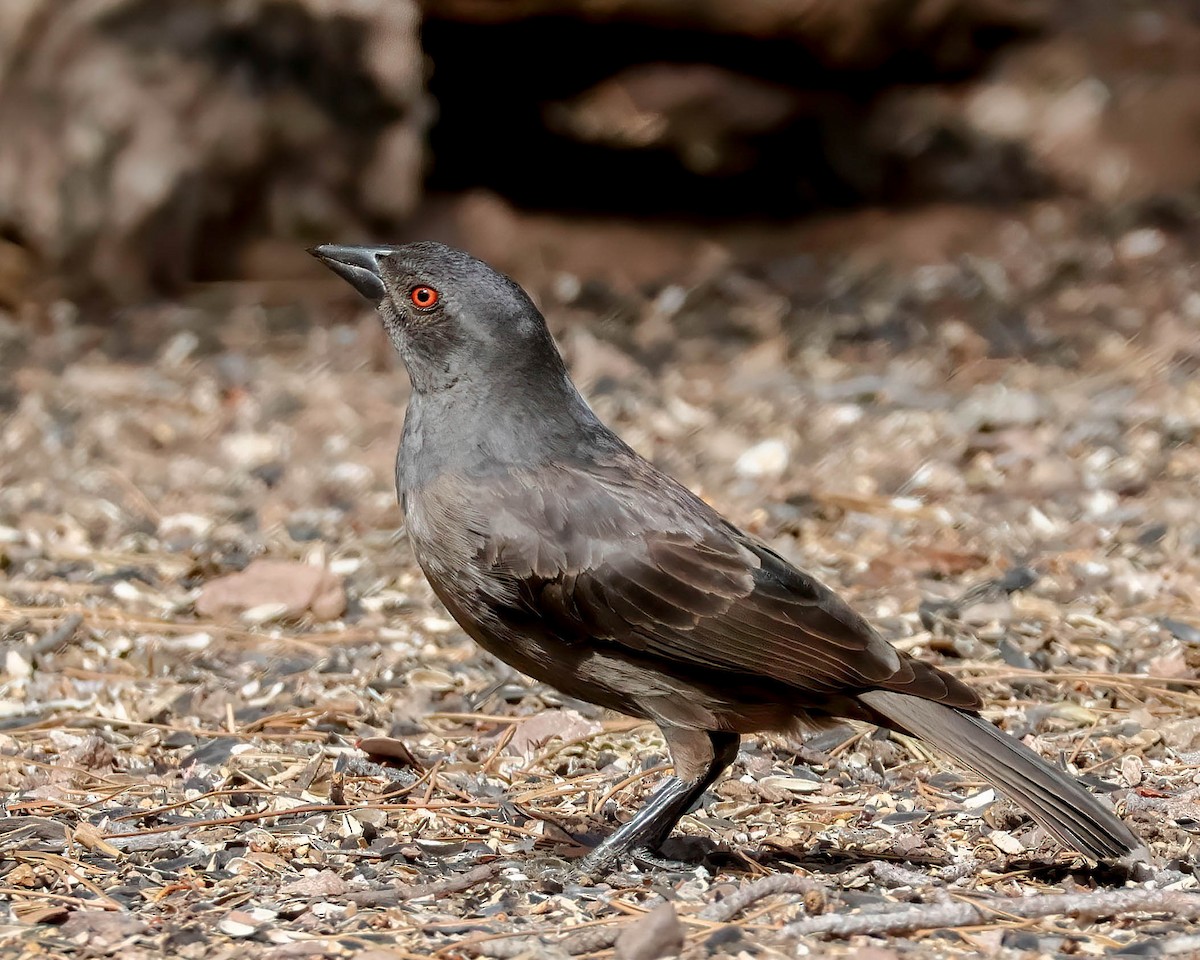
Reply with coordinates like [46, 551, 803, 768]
[311, 241, 1146, 873]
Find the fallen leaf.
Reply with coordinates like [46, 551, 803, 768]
[1146, 646, 1192, 680]
[616, 902, 684, 960]
[13, 902, 69, 924]
[357, 736, 421, 768]
[506, 709, 603, 760]
[73, 821, 121, 858]
[195, 560, 346, 622]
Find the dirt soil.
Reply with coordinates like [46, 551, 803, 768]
[2, 198, 1200, 957]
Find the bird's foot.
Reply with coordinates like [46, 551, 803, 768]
[1105, 846, 1155, 883]
[575, 845, 619, 879]
[575, 842, 698, 878]
[572, 770, 715, 878]
[629, 845, 698, 872]
[518, 854, 577, 890]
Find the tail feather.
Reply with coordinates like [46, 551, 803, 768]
[858, 690, 1146, 862]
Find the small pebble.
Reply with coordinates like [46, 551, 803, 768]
[1117, 228, 1166, 261]
[735, 439, 789, 479]
[240, 602, 291, 625]
[989, 830, 1025, 855]
[218, 913, 259, 938]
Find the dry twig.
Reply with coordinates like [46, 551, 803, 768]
[782, 888, 1200, 939]
[344, 862, 504, 906]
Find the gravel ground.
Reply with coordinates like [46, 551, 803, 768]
[1, 199, 1199, 958]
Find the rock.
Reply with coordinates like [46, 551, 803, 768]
[1120, 755, 1144, 788]
[955, 385, 1043, 431]
[735, 439, 790, 479]
[0, 0, 425, 301]
[221, 433, 285, 471]
[1160, 618, 1200, 644]
[1117, 228, 1167, 261]
[280, 870, 351, 898]
[195, 559, 346, 622]
[952, 11, 1200, 206]
[615, 901, 684, 960]
[1159, 718, 1200, 752]
[61, 911, 147, 943]
[158, 514, 217, 545]
[989, 829, 1025, 855]
[218, 912, 260, 938]
[757, 775, 823, 794]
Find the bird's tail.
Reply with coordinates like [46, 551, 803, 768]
[857, 690, 1146, 862]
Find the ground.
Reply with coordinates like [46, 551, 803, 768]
[1, 199, 1199, 957]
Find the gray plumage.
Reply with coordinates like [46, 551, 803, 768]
[311, 240, 1146, 873]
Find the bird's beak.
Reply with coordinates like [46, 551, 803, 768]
[308, 244, 398, 301]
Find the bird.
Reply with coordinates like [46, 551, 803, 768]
[310, 240, 1146, 874]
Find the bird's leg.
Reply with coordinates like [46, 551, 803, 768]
[578, 728, 739, 875]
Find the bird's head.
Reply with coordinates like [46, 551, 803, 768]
[310, 241, 563, 395]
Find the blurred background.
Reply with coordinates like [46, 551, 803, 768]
[1, 0, 1199, 311]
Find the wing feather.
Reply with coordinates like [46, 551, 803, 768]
[475, 459, 980, 710]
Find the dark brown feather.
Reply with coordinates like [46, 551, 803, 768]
[861, 691, 1144, 861]
[315, 239, 1145, 867]
[407, 453, 981, 721]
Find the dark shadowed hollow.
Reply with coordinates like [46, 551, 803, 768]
[420, 14, 1045, 218]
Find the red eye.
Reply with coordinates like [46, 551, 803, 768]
[410, 285, 439, 309]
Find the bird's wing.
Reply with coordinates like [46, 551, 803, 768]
[476, 457, 980, 709]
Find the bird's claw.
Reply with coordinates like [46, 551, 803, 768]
[629, 845, 697, 871]
[575, 843, 696, 878]
[574, 848, 616, 879]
